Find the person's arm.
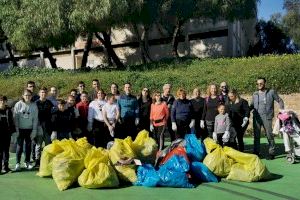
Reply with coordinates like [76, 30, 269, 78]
[242, 99, 250, 118]
[8, 108, 15, 134]
[214, 116, 218, 133]
[134, 98, 139, 119]
[164, 103, 170, 121]
[249, 94, 255, 111]
[13, 102, 20, 132]
[51, 113, 57, 132]
[201, 99, 207, 120]
[102, 107, 111, 128]
[272, 90, 284, 109]
[115, 105, 120, 122]
[150, 104, 154, 123]
[171, 101, 177, 122]
[225, 114, 231, 132]
[32, 104, 39, 134]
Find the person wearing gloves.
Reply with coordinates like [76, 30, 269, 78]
[171, 89, 195, 139]
[117, 83, 139, 139]
[76, 91, 90, 138]
[150, 91, 169, 151]
[87, 89, 107, 147]
[250, 77, 284, 160]
[190, 88, 205, 139]
[226, 89, 250, 152]
[102, 93, 120, 144]
[137, 88, 152, 132]
[13, 89, 38, 171]
[213, 104, 231, 146]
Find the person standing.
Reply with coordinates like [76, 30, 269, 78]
[220, 82, 229, 103]
[190, 88, 205, 139]
[137, 88, 152, 132]
[0, 95, 15, 174]
[110, 83, 120, 100]
[66, 95, 80, 139]
[35, 87, 54, 167]
[14, 90, 38, 171]
[117, 83, 139, 139]
[47, 86, 58, 108]
[76, 81, 86, 103]
[213, 104, 231, 147]
[171, 89, 195, 139]
[250, 77, 284, 160]
[161, 84, 175, 141]
[76, 91, 90, 139]
[226, 89, 250, 152]
[89, 79, 100, 101]
[26, 81, 39, 102]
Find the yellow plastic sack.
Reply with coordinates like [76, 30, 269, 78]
[203, 138, 219, 153]
[37, 140, 64, 177]
[76, 137, 92, 152]
[132, 130, 158, 163]
[52, 140, 87, 191]
[203, 144, 235, 177]
[114, 165, 137, 183]
[224, 147, 271, 182]
[78, 147, 119, 188]
[109, 137, 136, 165]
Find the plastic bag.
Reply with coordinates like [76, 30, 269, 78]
[134, 164, 160, 187]
[190, 162, 218, 183]
[185, 133, 206, 162]
[78, 147, 119, 188]
[109, 137, 136, 165]
[52, 140, 87, 191]
[203, 146, 234, 177]
[114, 165, 137, 183]
[133, 130, 158, 163]
[37, 140, 64, 177]
[224, 147, 270, 182]
[76, 137, 92, 152]
[160, 147, 189, 166]
[158, 155, 193, 188]
[203, 138, 219, 153]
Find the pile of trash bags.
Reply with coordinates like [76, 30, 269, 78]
[37, 130, 271, 191]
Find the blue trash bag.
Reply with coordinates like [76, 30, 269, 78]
[185, 133, 206, 162]
[134, 164, 160, 187]
[191, 162, 219, 183]
[158, 155, 194, 188]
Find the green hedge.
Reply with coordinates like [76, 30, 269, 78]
[0, 54, 300, 99]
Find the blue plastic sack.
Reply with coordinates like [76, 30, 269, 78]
[134, 164, 160, 187]
[185, 133, 206, 162]
[158, 155, 193, 188]
[191, 162, 219, 183]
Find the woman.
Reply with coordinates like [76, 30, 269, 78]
[201, 84, 224, 138]
[190, 88, 205, 139]
[13, 89, 38, 171]
[111, 83, 120, 100]
[150, 91, 169, 150]
[137, 88, 152, 132]
[87, 89, 107, 147]
[171, 89, 195, 139]
[226, 89, 250, 152]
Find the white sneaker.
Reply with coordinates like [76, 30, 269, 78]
[15, 163, 21, 171]
[24, 162, 33, 170]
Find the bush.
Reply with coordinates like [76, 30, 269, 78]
[0, 54, 299, 100]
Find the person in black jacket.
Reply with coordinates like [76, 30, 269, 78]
[226, 89, 250, 152]
[137, 88, 152, 132]
[0, 95, 15, 174]
[190, 88, 205, 139]
[171, 89, 195, 139]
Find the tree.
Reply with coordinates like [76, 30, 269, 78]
[0, 25, 18, 67]
[0, 0, 77, 68]
[282, 0, 300, 46]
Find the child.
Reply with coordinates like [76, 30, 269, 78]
[66, 95, 80, 139]
[102, 93, 120, 146]
[0, 96, 15, 174]
[213, 104, 231, 146]
[150, 92, 169, 151]
[76, 91, 89, 138]
[51, 99, 75, 140]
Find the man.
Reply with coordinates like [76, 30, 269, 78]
[47, 87, 58, 108]
[26, 81, 39, 102]
[66, 95, 80, 139]
[89, 79, 100, 101]
[220, 81, 229, 103]
[250, 77, 284, 160]
[161, 84, 175, 141]
[76, 81, 86, 103]
[35, 87, 54, 167]
[117, 83, 139, 139]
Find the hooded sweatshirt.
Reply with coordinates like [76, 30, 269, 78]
[14, 100, 38, 133]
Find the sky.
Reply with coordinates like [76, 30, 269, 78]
[258, 0, 285, 20]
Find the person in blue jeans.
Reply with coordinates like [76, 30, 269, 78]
[250, 77, 284, 160]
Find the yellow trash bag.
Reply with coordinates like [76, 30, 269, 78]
[114, 165, 137, 183]
[37, 140, 64, 177]
[109, 137, 136, 165]
[76, 137, 92, 153]
[52, 139, 87, 191]
[203, 139, 234, 177]
[78, 147, 119, 188]
[224, 147, 271, 182]
[132, 130, 158, 163]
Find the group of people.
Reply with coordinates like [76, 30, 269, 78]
[0, 77, 284, 174]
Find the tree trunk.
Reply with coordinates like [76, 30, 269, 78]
[6, 42, 18, 67]
[41, 47, 57, 69]
[81, 32, 93, 68]
[133, 23, 148, 64]
[171, 20, 183, 58]
[143, 26, 153, 62]
[95, 32, 125, 69]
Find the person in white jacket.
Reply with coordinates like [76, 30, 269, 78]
[13, 89, 38, 171]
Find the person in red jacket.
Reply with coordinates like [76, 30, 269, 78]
[76, 91, 89, 139]
[150, 91, 169, 151]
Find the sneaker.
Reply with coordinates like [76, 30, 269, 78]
[2, 167, 12, 174]
[24, 162, 34, 170]
[15, 163, 21, 172]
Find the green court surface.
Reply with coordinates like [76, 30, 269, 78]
[1, 138, 299, 200]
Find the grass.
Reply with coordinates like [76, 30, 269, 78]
[1, 138, 300, 200]
[0, 54, 300, 100]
